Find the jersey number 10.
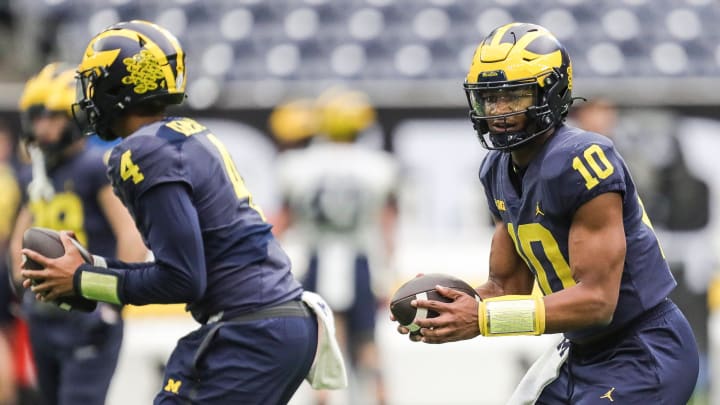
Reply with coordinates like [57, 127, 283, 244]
[571, 144, 614, 190]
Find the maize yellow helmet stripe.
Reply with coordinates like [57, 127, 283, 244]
[466, 24, 562, 85]
[78, 48, 121, 75]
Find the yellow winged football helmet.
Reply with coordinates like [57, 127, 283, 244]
[463, 23, 573, 150]
[74, 20, 186, 140]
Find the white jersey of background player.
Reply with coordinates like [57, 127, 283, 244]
[273, 88, 397, 405]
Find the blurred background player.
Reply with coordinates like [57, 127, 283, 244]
[0, 122, 20, 405]
[274, 87, 399, 405]
[9, 63, 147, 405]
[268, 97, 318, 153]
[268, 97, 320, 235]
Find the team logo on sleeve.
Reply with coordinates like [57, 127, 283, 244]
[164, 378, 182, 394]
[600, 387, 615, 402]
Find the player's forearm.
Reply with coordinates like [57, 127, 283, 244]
[99, 257, 155, 270]
[476, 279, 507, 299]
[542, 283, 617, 334]
[476, 266, 534, 299]
[479, 220, 534, 299]
[74, 260, 204, 305]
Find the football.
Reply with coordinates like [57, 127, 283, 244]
[390, 273, 480, 332]
[22, 227, 97, 312]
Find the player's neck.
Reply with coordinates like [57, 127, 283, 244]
[510, 128, 556, 168]
[116, 114, 165, 138]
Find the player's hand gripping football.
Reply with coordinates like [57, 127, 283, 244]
[410, 285, 481, 344]
[21, 231, 86, 302]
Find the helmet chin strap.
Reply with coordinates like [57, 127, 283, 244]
[27, 145, 55, 202]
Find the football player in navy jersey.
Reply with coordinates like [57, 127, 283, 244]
[9, 63, 147, 405]
[395, 23, 699, 404]
[20, 21, 322, 404]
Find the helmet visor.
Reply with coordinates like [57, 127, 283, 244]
[466, 84, 537, 119]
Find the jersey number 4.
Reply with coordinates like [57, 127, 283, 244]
[120, 150, 145, 184]
[206, 134, 266, 220]
[119, 127, 265, 220]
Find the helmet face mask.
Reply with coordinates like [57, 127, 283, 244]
[74, 66, 113, 140]
[463, 23, 573, 151]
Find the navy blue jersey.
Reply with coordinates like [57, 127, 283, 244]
[105, 117, 302, 322]
[19, 148, 116, 258]
[479, 125, 675, 341]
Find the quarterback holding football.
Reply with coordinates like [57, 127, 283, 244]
[395, 22, 699, 404]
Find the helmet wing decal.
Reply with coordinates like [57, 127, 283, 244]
[78, 48, 121, 75]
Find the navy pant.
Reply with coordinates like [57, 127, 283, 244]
[538, 299, 699, 404]
[155, 312, 318, 405]
[28, 310, 123, 405]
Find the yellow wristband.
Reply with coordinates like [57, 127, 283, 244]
[478, 295, 546, 337]
[80, 270, 121, 305]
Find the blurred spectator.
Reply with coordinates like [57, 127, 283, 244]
[0, 121, 19, 405]
[274, 88, 398, 405]
[569, 98, 618, 138]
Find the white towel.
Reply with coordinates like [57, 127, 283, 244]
[301, 291, 348, 390]
[27, 145, 55, 202]
[506, 337, 568, 405]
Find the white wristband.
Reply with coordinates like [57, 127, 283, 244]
[92, 255, 108, 268]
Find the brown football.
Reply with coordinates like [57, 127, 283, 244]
[390, 273, 480, 333]
[22, 227, 97, 312]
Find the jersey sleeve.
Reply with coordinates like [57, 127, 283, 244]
[543, 137, 627, 216]
[74, 182, 206, 306]
[107, 134, 191, 205]
[478, 152, 502, 219]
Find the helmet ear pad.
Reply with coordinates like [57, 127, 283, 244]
[542, 68, 572, 126]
